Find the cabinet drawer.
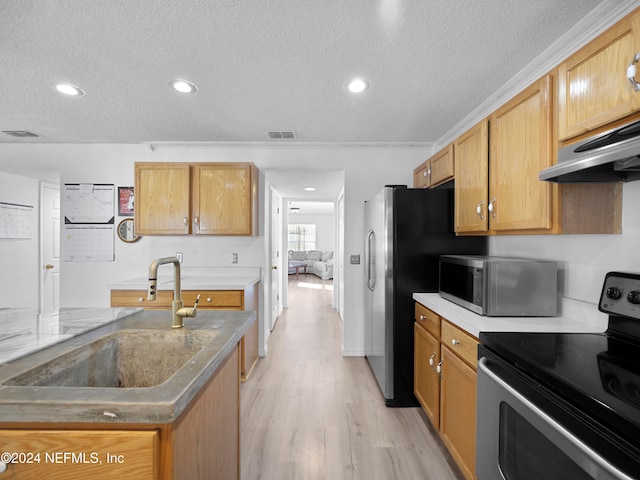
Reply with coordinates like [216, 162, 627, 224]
[0, 429, 158, 479]
[415, 302, 440, 338]
[110, 290, 173, 308]
[441, 320, 479, 369]
[183, 290, 243, 309]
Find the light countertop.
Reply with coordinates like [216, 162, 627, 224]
[413, 293, 609, 338]
[107, 266, 261, 291]
[0, 307, 141, 364]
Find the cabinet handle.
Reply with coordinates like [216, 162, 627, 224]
[419, 314, 426, 320]
[476, 200, 484, 220]
[429, 352, 436, 367]
[206, 297, 212, 302]
[628, 53, 640, 91]
[488, 197, 497, 218]
[451, 339, 460, 346]
[194, 215, 199, 227]
[436, 360, 443, 376]
[183, 216, 188, 226]
[138, 297, 144, 302]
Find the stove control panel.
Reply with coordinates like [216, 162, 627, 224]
[599, 272, 640, 319]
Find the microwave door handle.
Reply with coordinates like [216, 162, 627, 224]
[478, 358, 635, 480]
[366, 230, 376, 291]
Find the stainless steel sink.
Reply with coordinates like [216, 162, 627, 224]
[4, 329, 217, 388]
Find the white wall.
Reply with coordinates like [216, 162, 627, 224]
[287, 212, 334, 252]
[0, 171, 41, 306]
[0, 142, 421, 356]
[490, 181, 640, 308]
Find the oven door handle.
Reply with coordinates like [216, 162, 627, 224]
[479, 357, 635, 480]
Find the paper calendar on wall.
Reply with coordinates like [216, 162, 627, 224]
[63, 184, 115, 262]
[0, 202, 33, 239]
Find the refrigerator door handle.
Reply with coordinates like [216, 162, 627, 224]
[366, 229, 376, 291]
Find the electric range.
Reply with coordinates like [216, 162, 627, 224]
[477, 271, 640, 480]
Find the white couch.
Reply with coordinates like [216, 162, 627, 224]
[288, 250, 334, 280]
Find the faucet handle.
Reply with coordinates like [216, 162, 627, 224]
[177, 294, 200, 322]
[192, 294, 201, 310]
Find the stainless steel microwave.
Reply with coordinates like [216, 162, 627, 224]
[439, 255, 558, 317]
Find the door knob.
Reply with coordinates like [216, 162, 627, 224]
[272, 265, 278, 270]
[45, 264, 55, 270]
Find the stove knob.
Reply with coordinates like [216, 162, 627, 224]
[607, 287, 622, 300]
[628, 290, 640, 305]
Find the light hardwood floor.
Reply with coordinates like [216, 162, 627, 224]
[241, 275, 464, 480]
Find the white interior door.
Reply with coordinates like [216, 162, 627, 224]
[270, 186, 282, 330]
[40, 182, 60, 315]
[337, 193, 345, 320]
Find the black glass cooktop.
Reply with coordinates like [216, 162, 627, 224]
[481, 329, 640, 435]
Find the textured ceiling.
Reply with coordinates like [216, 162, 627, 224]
[0, 0, 610, 145]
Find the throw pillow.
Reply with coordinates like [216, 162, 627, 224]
[291, 251, 307, 261]
[320, 251, 333, 261]
[307, 250, 322, 261]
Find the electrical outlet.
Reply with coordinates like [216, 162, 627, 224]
[231, 253, 238, 264]
[176, 252, 183, 263]
[350, 254, 360, 265]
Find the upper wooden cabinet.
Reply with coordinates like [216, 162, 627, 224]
[454, 120, 489, 233]
[489, 75, 553, 232]
[135, 163, 191, 235]
[135, 162, 259, 236]
[413, 144, 454, 189]
[558, 8, 640, 141]
[455, 75, 555, 235]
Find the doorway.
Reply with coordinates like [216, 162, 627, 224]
[264, 168, 344, 328]
[40, 182, 60, 315]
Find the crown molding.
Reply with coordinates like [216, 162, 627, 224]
[432, 0, 640, 153]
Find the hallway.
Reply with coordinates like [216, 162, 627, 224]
[240, 275, 463, 480]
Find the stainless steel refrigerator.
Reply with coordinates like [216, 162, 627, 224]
[364, 185, 486, 407]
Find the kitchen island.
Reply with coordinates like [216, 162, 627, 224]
[0, 307, 255, 479]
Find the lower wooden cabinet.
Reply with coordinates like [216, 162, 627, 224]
[0, 429, 158, 479]
[440, 345, 477, 480]
[0, 344, 240, 480]
[414, 302, 479, 480]
[414, 323, 440, 429]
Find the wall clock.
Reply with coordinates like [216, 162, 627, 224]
[117, 218, 140, 243]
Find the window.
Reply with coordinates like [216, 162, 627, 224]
[288, 224, 316, 251]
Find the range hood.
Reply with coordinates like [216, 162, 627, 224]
[540, 119, 640, 183]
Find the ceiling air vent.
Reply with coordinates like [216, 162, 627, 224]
[3, 130, 39, 138]
[267, 131, 296, 139]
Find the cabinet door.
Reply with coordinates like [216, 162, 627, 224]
[413, 160, 430, 188]
[135, 163, 191, 235]
[0, 429, 158, 479]
[454, 121, 489, 233]
[193, 164, 256, 235]
[558, 9, 640, 140]
[440, 346, 477, 480]
[430, 144, 454, 187]
[489, 75, 553, 232]
[414, 323, 440, 429]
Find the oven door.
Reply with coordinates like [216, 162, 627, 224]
[477, 357, 635, 480]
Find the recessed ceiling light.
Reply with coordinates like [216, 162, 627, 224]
[55, 83, 85, 97]
[304, 187, 316, 192]
[347, 78, 370, 94]
[170, 79, 198, 94]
